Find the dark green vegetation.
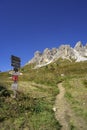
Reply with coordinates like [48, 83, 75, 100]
[0, 59, 87, 129]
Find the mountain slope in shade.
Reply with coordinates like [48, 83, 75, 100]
[26, 41, 87, 68]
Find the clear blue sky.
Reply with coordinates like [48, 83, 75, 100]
[0, 0, 87, 72]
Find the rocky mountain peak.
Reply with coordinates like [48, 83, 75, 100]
[74, 41, 83, 49]
[26, 41, 87, 68]
[34, 51, 42, 56]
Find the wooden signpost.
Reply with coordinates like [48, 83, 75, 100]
[11, 55, 21, 98]
[11, 55, 21, 68]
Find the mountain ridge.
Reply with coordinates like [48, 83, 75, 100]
[26, 41, 87, 68]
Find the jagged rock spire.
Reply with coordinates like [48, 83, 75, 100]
[26, 41, 87, 67]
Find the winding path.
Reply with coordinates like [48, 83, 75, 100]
[54, 83, 87, 130]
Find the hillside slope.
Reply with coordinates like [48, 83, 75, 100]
[0, 59, 87, 129]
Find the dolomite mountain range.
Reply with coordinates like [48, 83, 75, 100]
[26, 41, 87, 68]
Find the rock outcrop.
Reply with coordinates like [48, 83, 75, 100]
[26, 41, 87, 68]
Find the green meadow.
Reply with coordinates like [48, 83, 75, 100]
[0, 59, 87, 129]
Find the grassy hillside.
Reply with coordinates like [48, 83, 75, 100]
[0, 59, 87, 129]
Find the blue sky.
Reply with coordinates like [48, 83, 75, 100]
[0, 0, 87, 71]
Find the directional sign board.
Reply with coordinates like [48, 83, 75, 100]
[11, 55, 21, 68]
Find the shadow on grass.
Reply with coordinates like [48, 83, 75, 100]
[0, 85, 11, 97]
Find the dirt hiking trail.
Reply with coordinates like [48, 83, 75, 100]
[54, 83, 87, 130]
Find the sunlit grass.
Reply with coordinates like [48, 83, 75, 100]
[0, 59, 87, 129]
[63, 75, 87, 121]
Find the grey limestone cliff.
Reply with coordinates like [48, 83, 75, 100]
[26, 41, 87, 67]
